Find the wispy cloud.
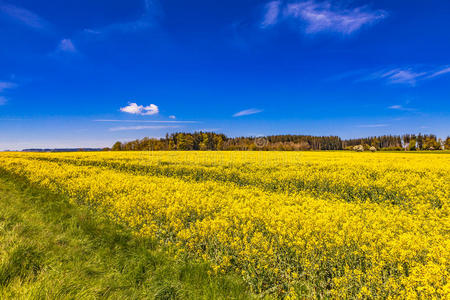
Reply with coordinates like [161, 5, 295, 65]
[426, 66, 450, 79]
[357, 124, 388, 128]
[120, 103, 159, 116]
[109, 125, 179, 131]
[233, 108, 263, 117]
[0, 2, 48, 30]
[195, 128, 221, 132]
[261, 1, 281, 28]
[337, 65, 450, 86]
[0, 81, 17, 92]
[0, 81, 17, 105]
[84, 0, 156, 36]
[57, 38, 77, 53]
[326, 69, 368, 81]
[94, 119, 199, 124]
[169, 115, 176, 119]
[261, 0, 387, 35]
[387, 105, 416, 112]
[377, 69, 426, 86]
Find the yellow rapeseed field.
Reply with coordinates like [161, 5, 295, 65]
[0, 151, 449, 298]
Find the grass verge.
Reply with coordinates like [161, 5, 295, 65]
[0, 174, 255, 299]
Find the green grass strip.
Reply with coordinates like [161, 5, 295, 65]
[0, 174, 255, 299]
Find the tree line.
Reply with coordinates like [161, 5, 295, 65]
[110, 132, 450, 151]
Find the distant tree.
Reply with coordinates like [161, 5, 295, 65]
[112, 141, 123, 151]
[110, 132, 445, 152]
[298, 141, 311, 151]
[177, 133, 194, 150]
[371, 138, 380, 148]
[214, 135, 224, 150]
[199, 133, 209, 150]
[445, 137, 450, 150]
[417, 134, 424, 150]
[408, 139, 416, 151]
[423, 136, 440, 150]
[168, 140, 175, 150]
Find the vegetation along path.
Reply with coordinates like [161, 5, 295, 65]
[0, 175, 253, 299]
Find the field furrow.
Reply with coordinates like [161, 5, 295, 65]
[8, 151, 450, 210]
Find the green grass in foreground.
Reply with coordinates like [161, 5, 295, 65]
[0, 176, 255, 299]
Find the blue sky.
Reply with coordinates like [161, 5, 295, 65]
[0, 0, 449, 149]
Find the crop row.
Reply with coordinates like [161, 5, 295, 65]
[0, 153, 448, 298]
[11, 151, 450, 210]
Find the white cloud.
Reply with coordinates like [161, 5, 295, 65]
[261, 1, 281, 28]
[426, 66, 450, 79]
[233, 108, 263, 117]
[169, 115, 176, 119]
[109, 125, 179, 131]
[94, 119, 199, 123]
[380, 69, 426, 86]
[387, 104, 416, 112]
[0, 2, 48, 30]
[0, 81, 17, 92]
[261, 0, 387, 35]
[0, 96, 7, 105]
[120, 103, 159, 116]
[57, 39, 77, 53]
[351, 65, 450, 86]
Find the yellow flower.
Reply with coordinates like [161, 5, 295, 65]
[0, 150, 448, 298]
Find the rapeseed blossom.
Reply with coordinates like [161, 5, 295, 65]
[0, 151, 448, 298]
